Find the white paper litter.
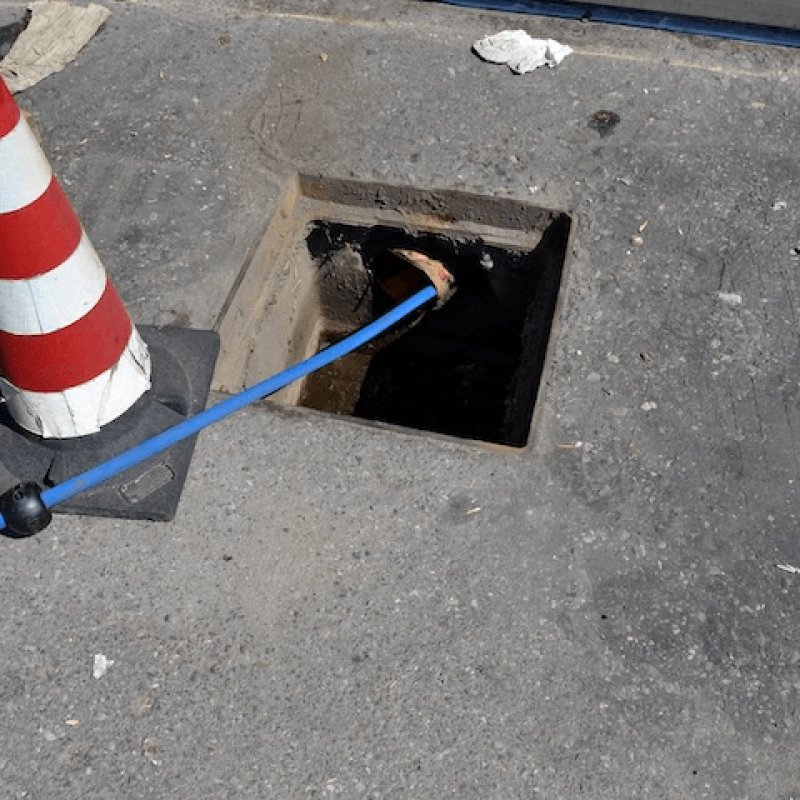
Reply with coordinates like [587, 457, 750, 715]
[473, 30, 573, 75]
[1, 2, 110, 93]
[92, 653, 114, 679]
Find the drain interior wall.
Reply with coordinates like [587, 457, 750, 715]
[242, 239, 318, 406]
[503, 214, 571, 445]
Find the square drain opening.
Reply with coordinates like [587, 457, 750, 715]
[215, 176, 572, 448]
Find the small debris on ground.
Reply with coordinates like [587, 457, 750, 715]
[92, 653, 114, 679]
[641, 401, 658, 412]
[135, 694, 156, 718]
[142, 738, 160, 765]
[716, 291, 743, 307]
[473, 30, 572, 74]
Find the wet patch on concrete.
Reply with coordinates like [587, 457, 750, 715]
[588, 109, 621, 137]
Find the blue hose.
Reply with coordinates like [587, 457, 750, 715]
[0, 284, 437, 533]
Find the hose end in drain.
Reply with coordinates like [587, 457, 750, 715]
[378, 249, 456, 309]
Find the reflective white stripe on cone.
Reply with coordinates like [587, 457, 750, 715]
[0, 76, 151, 438]
[0, 118, 52, 212]
[0, 328, 151, 439]
[0, 233, 107, 335]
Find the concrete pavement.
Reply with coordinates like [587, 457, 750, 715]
[1, 1, 799, 797]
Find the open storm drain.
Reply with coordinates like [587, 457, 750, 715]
[215, 177, 572, 448]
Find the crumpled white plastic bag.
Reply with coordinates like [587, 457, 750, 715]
[473, 29, 573, 74]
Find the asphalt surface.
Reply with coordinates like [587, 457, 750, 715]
[1, 1, 799, 797]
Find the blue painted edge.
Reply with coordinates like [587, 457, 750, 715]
[440, 0, 800, 48]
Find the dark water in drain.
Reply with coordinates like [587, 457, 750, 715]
[300, 345, 372, 416]
[300, 217, 569, 447]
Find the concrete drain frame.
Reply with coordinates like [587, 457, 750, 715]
[214, 175, 573, 450]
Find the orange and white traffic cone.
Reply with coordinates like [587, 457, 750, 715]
[0, 77, 151, 438]
[0, 77, 219, 524]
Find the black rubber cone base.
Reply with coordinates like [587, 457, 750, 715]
[0, 326, 219, 523]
